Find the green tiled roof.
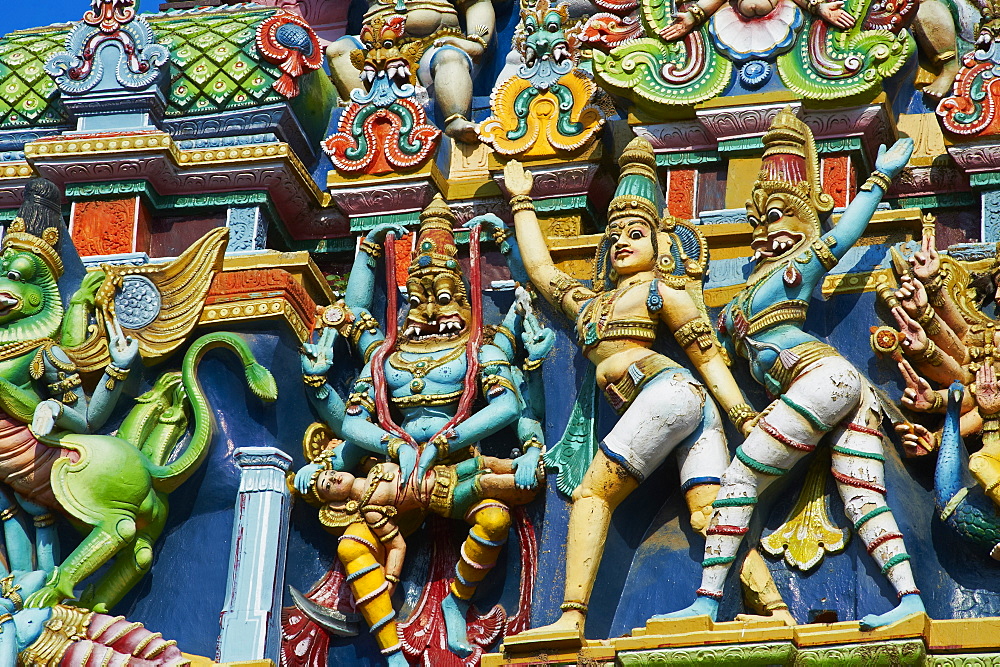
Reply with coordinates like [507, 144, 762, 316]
[0, 4, 294, 130]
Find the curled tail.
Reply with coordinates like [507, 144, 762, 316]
[150, 332, 278, 493]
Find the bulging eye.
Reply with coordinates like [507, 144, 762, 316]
[437, 292, 452, 305]
[363, 41, 373, 49]
[409, 295, 420, 308]
[6, 271, 19, 281]
[767, 208, 782, 224]
[747, 214, 759, 228]
[629, 229, 643, 240]
[525, 23, 535, 34]
[547, 22, 559, 31]
[383, 40, 393, 48]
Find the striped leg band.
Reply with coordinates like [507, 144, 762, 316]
[832, 469, 886, 495]
[339, 534, 378, 552]
[357, 581, 389, 605]
[832, 445, 884, 462]
[469, 531, 507, 548]
[371, 612, 395, 632]
[460, 542, 495, 570]
[846, 422, 883, 439]
[712, 496, 757, 508]
[897, 588, 921, 598]
[780, 394, 833, 431]
[702, 556, 736, 568]
[853, 506, 892, 530]
[881, 553, 911, 575]
[346, 563, 380, 582]
[706, 524, 748, 536]
[697, 588, 724, 601]
[759, 419, 815, 452]
[866, 532, 903, 555]
[736, 446, 788, 476]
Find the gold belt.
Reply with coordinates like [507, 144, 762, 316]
[765, 341, 838, 395]
[391, 388, 463, 409]
[603, 354, 680, 415]
[744, 302, 808, 338]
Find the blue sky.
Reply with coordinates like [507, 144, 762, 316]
[3, 1, 127, 34]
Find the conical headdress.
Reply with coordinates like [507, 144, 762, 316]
[751, 107, 834, 228]
[607, 137, 663, 227]
[409, 195, 466, 293]
[4, 178, 64, 278]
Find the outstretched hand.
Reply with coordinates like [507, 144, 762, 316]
[301, 327, 336, 377]
[365, 223, 408, 245]
[464, 213, 506, 233]
[891, 306, 929, 355]
[898, 358, 939, 412]
[976, 363, 1000, 417]
[817, 1, 855, 29]
[874, 138, 914, 180]
[911, 230, 940, 282]
[70, 270, 106, 307]
[659, 11, 697, 41]
[504, 160, 534, 197]
[895, 274, 928, 316]
[522, 314, 555, 361]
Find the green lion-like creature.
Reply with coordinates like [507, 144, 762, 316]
[0, 179, 277, 612]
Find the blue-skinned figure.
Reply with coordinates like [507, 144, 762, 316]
[660, 107, 924, 629]
[293, 195, 553, 662]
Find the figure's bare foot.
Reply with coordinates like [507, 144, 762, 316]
[735, 608, 797, 626]
[511, 611, 584, 640]
[445, 116, 480, 143]
[923, 59, 960, 99]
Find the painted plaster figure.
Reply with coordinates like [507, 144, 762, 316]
[295, 197, 552, 659]
[660, 107, 924, 630]
[887, 229, 1000, 507]
[501, 137, 755, 640]
[298, 457, 540, 666]
[0, 180, 278, 612]
[658, 0, 855, 43]
[326, 0, 496, 141]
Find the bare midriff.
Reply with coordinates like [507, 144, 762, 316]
[586, 341, 663, 389]
[366, 1, 460, 35]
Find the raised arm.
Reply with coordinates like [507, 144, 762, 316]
[344, 223, 408, 311]
[504, 160, 594, 319]
[828, 139, 914, 257]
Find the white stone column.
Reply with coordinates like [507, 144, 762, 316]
[216, 446, 292, 664]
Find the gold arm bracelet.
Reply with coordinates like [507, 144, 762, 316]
[494, 324, 516, 349]
[727, 403, 757, 430]
[687, 2, 707, 24]
[523, 356, 543, 371]
[523, 436, 543, 450]
[510, 194, 534, 214]
[445, 113, 469, 125]
[914, 303, 936, 327]
[0, 508, 16, 522]
[386, 437, 404, 460]
[303, 374, 327, 388]
[360, 240, 383, 259]
[466, 32, 489, 49]
[912, 339, 942, 365]
[674, 318, 713, 351]
[105, 364, 129, 381]
[385, 573, 401, 584]
[861, 170, 893, 193]
[931, 391, 944, 412]
[379, 526, 400, 543]
[33, 513, 55, 528]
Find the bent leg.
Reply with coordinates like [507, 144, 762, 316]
[337, 523, 404, 663]
[443, 500, 512, 657]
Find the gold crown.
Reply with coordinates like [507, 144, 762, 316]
[3, 217, 63, 278]
[608, 137, 661, 226]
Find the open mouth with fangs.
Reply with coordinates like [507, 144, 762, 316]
[0, 292, 19, 317]
[751, 230, 805, 263]
[403, 313, 466, 341]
